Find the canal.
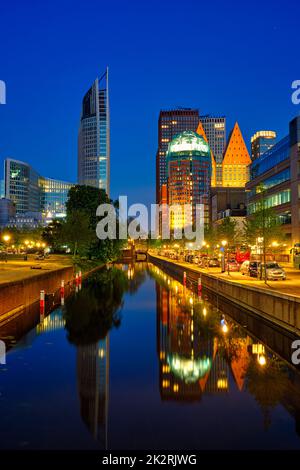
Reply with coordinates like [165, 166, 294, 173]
[0, 262, 300, 450]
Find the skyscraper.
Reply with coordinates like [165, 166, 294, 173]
[78, 68, 110, 195]
[200, 115, 226, 186]
[166, 131, 212, 227]
[156, 109, 200, 203]
[251, 130, 276, 160]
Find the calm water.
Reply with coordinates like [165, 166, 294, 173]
[0, 262, 300, 450]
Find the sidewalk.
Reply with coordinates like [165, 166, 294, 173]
[0, 255, 73, 285]
[150, 253, 300, 298]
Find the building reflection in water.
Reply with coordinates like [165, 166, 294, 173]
[152, 263, 300, 436]
[77, 337, 109, 448]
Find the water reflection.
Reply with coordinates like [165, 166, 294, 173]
[1, 262, 300, 449]
[151, 263, 300, 436]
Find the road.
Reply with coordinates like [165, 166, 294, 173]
[149, 252, 300, 298]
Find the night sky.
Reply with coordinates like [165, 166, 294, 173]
[0, 0, 299, 207]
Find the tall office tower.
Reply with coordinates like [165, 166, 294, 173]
[166, 131, 212, 228]
[200, 115, 226, 186]
[251, 130, 276, 160]
[156, 109, 200, 203]
[78, 68, 110, 195]
[222, 122, 251, 187]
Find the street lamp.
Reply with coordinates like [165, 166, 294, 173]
[221, 240, 227, 273]
[2, 234, 11, 243]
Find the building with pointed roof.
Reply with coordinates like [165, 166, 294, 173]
[222, 122, 251, 187]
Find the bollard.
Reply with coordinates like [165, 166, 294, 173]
[60, 280, 65, 306]
[183, 271, 186, 287]
[198, 277, 202, 297]
[40, 289, 45, 315]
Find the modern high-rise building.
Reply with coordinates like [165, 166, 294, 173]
[4, 158, 40, 213]
[246, 116, 300, 248]
[222, 122, 251, 187]
[166, 131, 212, 228]
[200, 115, 226, 186]
[156, 109, 200, 203]
[251, 130, 276, 161]
[4, 158, 74, 221]
[78, 68, 110, 195]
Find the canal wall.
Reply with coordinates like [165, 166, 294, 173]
[0, 266, 74, 319]
[149, 254, 300, 334]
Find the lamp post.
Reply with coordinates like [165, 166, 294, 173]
[2, 234, 11, 262]
[221, 240, 227, 273]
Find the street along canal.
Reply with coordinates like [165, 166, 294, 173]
[0, 262, 300, 450]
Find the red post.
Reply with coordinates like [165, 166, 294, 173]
[198, 277, 202, 297]
[60, 280, 65, 305]
[40, 289, 45, 315]
[183, 271, 187, 287]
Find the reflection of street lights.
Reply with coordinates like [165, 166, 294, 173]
[257, 354, 266, 366]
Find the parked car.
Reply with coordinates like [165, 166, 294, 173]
[225, 259, 240, 272]
[208, 257, 220, 267]
[240, 260, 250, 275]
[260, 262, 286, 280]
[240, 260, 261, 277]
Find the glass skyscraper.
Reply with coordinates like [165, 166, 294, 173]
[78, 68, 110, 195]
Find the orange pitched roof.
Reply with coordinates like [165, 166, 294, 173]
[230, 337, 251, 391]
[223, 122, 251, 165]
[196, 121, 216, 186]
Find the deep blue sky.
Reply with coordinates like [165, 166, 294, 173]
[0, 0, 299, 207]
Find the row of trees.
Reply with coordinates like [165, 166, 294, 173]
[42, 185, 124, 261]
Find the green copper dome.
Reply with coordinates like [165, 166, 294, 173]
[167, 130, 210, 155]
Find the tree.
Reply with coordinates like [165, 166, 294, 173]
[65, 185, 124, 261]
[243, 185, 285, 282]
[60, 210, 94, 257]
[217, 217, 238, 246]
[42, 219, 63, 252]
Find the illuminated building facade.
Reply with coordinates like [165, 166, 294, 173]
[39, 177, 74, 219]
[246, 116, 300, 247]
[78, 69, 110, 195]
[4, 158, 74, 222]
[77, 338, 109, 447]
[200, 115, 226, 186]
[166, 131, 212, 228]
[156, 109, 200, 203]
[222, 122, 251, 187]
[251, 130, 276, 161]
[4, 158, 40, 213]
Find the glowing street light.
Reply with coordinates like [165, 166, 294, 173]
[2, 234, 11, 243]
